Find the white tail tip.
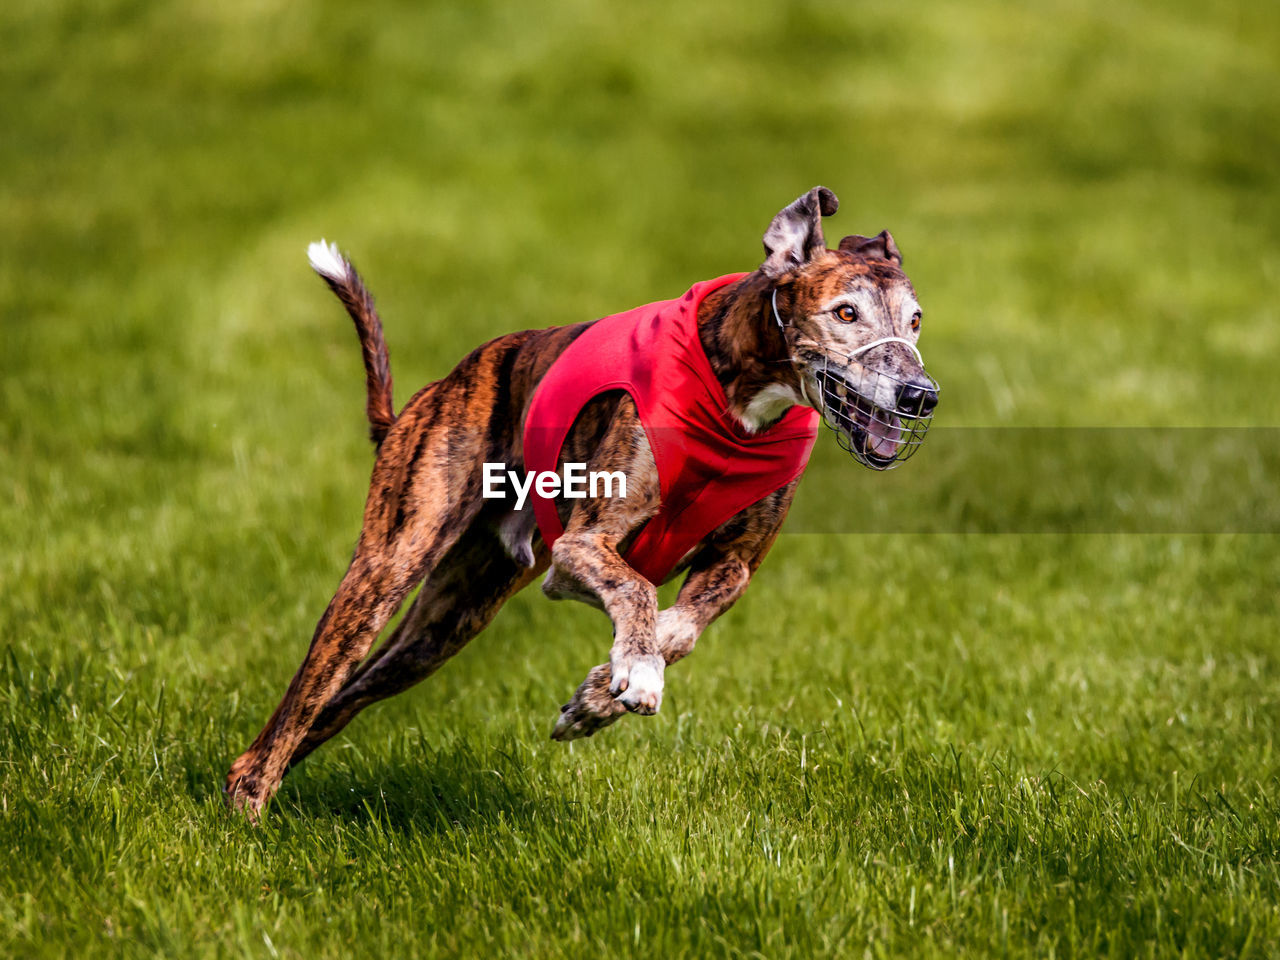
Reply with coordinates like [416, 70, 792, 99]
[307, 239, 349, 283]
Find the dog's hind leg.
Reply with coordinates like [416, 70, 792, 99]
[224, 548, 427, 816]
[285, 526, 546, 770]
[225, 384, 495, 817]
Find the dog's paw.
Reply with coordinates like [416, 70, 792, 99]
[656, 607, 700, 661]
[223, 768, 268, 822]
[551, 664, 627, 741]
[610, 655, 664, 715]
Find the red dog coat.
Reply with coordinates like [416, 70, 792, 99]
[522, 273, 819, 584]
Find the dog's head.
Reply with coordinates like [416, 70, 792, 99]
[761, 186, 939, 469]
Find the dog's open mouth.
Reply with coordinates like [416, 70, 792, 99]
[846, 393, 904, 466]
[814, 358, 938, 470]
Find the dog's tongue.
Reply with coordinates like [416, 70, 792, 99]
[865, 413, 902, 458]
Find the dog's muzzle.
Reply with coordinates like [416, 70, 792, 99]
[810, 339, 939, 470]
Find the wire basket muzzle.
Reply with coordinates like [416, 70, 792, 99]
[813, 342, 939, 470]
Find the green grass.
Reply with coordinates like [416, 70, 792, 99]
[2, 0, 1278, 956]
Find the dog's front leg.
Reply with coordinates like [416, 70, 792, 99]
[551, 480, 799, 741]
[549, 529, 663, 714]
[549, 551, 755, 741]
[540, 395, 666, 722]
[654, 559, 752, 664]
[548, 551, 754, 742]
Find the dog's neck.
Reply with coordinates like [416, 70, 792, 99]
[698, 273, 807, 432]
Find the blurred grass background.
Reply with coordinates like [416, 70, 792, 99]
[2, 0, 1278, 956]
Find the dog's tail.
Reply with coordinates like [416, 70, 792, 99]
[307, 240, 396, 447]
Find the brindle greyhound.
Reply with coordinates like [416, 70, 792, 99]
[224, 186, 938, 817]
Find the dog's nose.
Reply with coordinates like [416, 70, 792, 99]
[896, 381, 938, 416]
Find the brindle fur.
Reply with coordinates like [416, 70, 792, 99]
[225, 187, 934, 817]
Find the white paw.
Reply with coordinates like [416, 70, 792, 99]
[656, 607, 699, 658]
[612, 657, 664, 715]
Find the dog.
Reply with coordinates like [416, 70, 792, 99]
[224, 186, 938, 818]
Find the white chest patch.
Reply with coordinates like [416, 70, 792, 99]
[739, 383, 803, 433]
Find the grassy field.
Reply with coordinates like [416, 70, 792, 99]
[2, 0, 1279, 956]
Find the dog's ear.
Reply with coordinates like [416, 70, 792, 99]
[838, 230, 902, 266]
[762, 186, 839, 278]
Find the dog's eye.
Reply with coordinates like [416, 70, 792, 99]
[835, 304, 858, 323]
[911, 311, 922, 331]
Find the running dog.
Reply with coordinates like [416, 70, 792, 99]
[225, 186, 938, 817]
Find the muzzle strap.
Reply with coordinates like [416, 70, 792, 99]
[848, 336, 924, 365]
[771, 287, 786, 331]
